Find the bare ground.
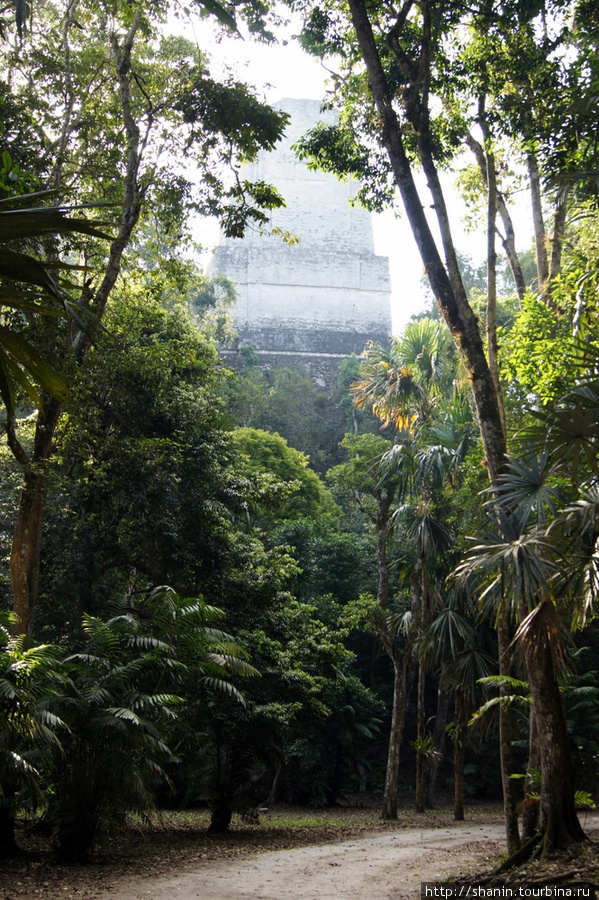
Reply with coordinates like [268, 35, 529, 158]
[93, 821, 506, 900]
[2, 806, 599, 900]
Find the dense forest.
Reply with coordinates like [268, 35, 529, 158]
[1, 0, 599, 871]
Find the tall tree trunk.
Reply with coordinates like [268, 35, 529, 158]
[346, 0, 507, 486]
[373, 486, 410, 819]
[497, 613, 520, 853]
[497, 194, 527, 302]
[521, 708, 540, 840]
[376, 498, 391, 606]
[525, 603, 585, 853]
[10, 473, 46, 638]
[415, 658, 427, 812]
[465, 133, 526, 301]
[453, 689, 467, 822]
[527, 151, 549, 292]
[485, 147, 506, 436]
[8, 399, 62, 638]
[426, 689, 449, 808]
[548, 186, 569, 285]
[265, 761, 283, 806]
[382, 648, 411, 819]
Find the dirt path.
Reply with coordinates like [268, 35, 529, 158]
[96, 822, 505, 900]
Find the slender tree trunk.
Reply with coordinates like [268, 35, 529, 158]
[382, 649, 411, 819]
[376, 501, 391, 606]
[373, 485, 411, 819]
[415, 658, 427, 812]
[548, 186, 569, 285]
[521, 708, 540, 839]
[426, 689, 448, 808]
[8, 398, 62, 638]
[465, 133, 526, 301]
[10, 472, 46, 638]
[485, 147, 506, 437]
[497, 614, 520, 853]
[497, 194, 527, 302]
[265, 761, 283, 806]
[453, 689, 467, 821]
[527, 151, 549, 291]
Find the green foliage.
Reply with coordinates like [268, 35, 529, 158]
[0, 191, 112, 416]
[351, 320, 459, 432]
[340, 593, 379, 634]
[0, 0, 293, 427]
[35, 289, 241, 629]
[0, 611, 64, 843]
[224, 362, 354, 473]
[328, 433, 394, 499]
[233, 427, 338, 523]
[501, 292, 578, 404]
[46, 613, 180, 861]
[269, 520, 371, 606]
[294, 118, 397, 212]
[44, 586, 251, 861]
[173, 591, 381, 819]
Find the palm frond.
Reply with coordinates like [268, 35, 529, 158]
[469, 692, 531, 726]
[511, 598, 572, 676]
[201, 677, 246, 704]
[492, 453, 564, 526]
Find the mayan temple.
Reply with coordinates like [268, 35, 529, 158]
[211, 98, 392, 385]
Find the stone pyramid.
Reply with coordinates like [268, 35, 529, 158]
[211, 98, 391, 384]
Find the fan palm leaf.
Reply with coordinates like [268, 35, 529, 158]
[398, 319, 451, 394]
[491, 453, 564, 527]
[351, 340, 430, 430]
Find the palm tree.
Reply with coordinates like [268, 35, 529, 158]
[328, 432, 408, 818]
[422, 586, 496, 820]
[352, 339, 431, 431]
[456, 475, 587, 854]
[348, 322, 479, 817]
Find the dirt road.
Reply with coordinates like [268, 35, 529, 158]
[97, 822, 505, 900]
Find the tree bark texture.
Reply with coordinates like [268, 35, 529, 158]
[521, 707, 540, 840]
[415, 658, 427, 812]
[465, 132, 526, 301]
[525, 605, 585, 852]
[346, 0, 507, 487]
[426, 688, 448, 808]
[376, 491, 393, 606]
[485, 148, 506, 436]
[549, 186, 569, 285]
[453, 689, 467, 822]
[527, 151, 549, 291]
[8, 398, 62, 638]
[382, 649, 411, 819]
[497, 612, 521, 853]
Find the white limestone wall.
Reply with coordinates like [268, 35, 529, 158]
[212, 98, 391, 354]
